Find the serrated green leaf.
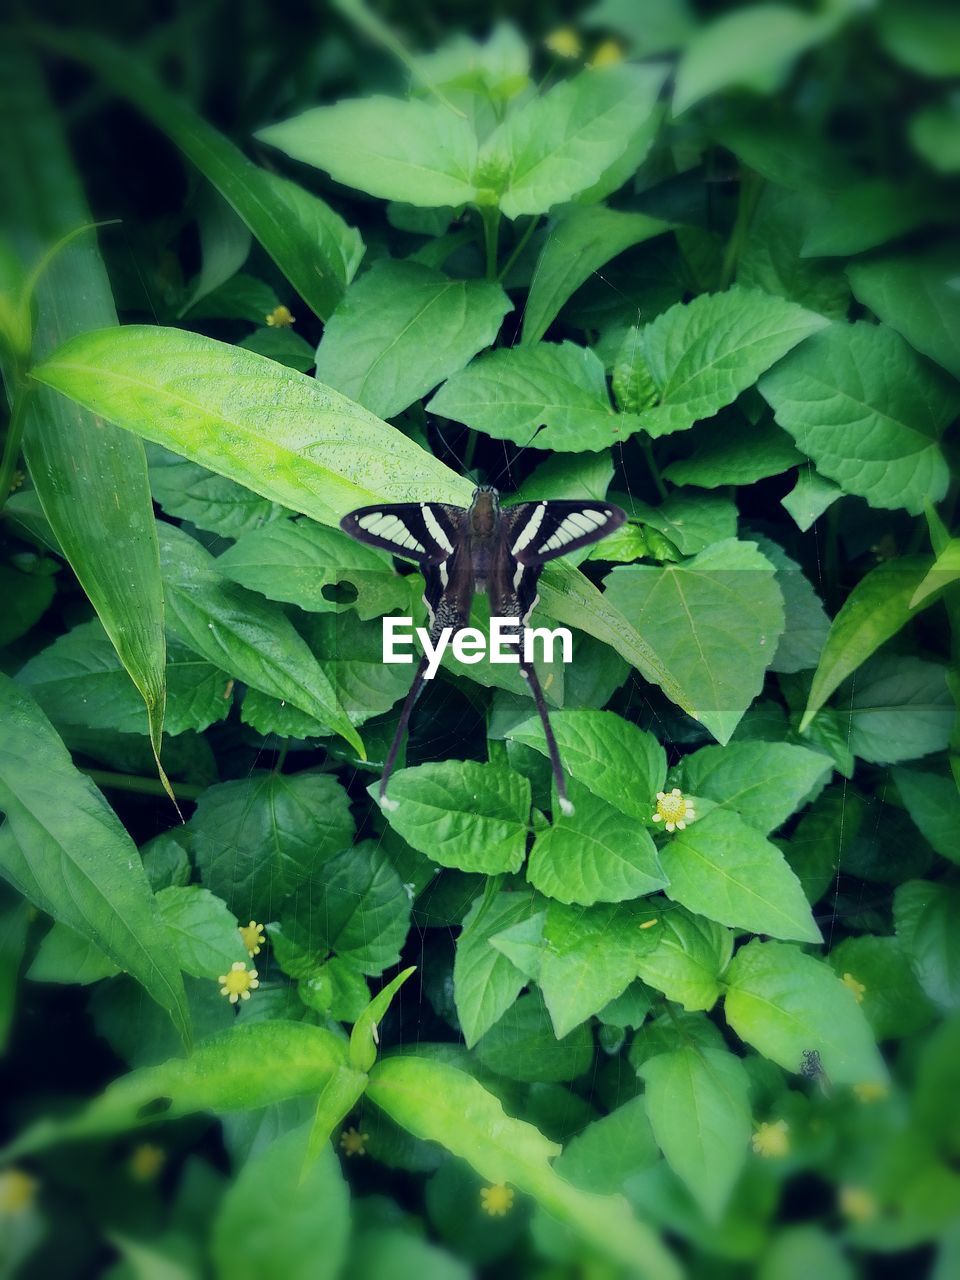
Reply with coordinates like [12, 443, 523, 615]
[836, 654, 953, 765]
[522, 206, 670, 344]
[156, 886, 247, 979]
[827, 935, 935, 1040]
[527, 779, 665, 905]
[679, 741, 831, 834]
[661, 808, 822, 942]
[157, 522, 361, 753]
[454, 890, 538, 1048]
[635, 905, 733, 1012]
[191, 770, 354, 919]
[800, 557, 933, 731]
[893, 769, 960, 865]
[146, 444, 287, 539]
[760, 321, 959, 515]
[28, 922, 120, 985]
[0, 677, 189, 1043]
[603, 539, 785, 744]
[555, 1094, 659, 1194]
[18, 620, 232, 737]
[475, 989, 593, 1083]
[315, 261, 511, 420]
[375, 761, 531, 874]
[780, 469, 842, 532]
[724, 939, 886, 1083]
[737, 186, 851, 318]
[629, 288, 828, 438]
[429, 341, 637, 452]
[663, 417, 803, 488]
[614, 490, 738, 557]
[895, 880, 960, 1010]
[640, 1045, 751, 1222]
[507, 708, 666, 821]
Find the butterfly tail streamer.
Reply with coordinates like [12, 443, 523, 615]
[378, 651, 431, 810]
[519, 654, 573, 817]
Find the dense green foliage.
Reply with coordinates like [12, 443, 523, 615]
[1, 2, 959, 1276]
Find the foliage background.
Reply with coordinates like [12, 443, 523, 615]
[0, 0, 958, 1277]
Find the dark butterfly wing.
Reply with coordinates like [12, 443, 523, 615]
[504, 500, 626, 566]
[340, 502, 466, 566]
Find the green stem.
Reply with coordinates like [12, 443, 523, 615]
[719, 167, 763, 290]
[642, 436, 668, 502]
[497, 215, 541, 284]
[0, 374, 32, 515]
[83, 769, 204, 800]
[481, 206, 501, 282]
[274, 738, 290, 772]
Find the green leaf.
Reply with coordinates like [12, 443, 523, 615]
[212, 1126, 349, 1280]
[31, 325, 472, 528]
[799, 557, 934, 731]
[156, 886, 247, 980]
[724, 939, 886, 1083]
[635, 905, 734, 1012]
[758, 1226, 857, 1280]
[350, 965, 416, 1072]
[555, 1095, 659, 1193]
[474, 990, 593, 1082]
[780, 470, 842, 532]
[522, 206, 670, 344]
[429, 341, 635, 453]
[0, 676, 189, 1042]
[757, 537, 830, 675]
[282, 841, 412, 977]
[673, 6, 833, 114]
[17, 620, 232, 737]
[910, 95, 960, 175]
[367, 1053, 681, 1280]
[679, 742, 832, 834]
[347, 1231, 470, 1280]
[0, 50, 168, 774]
[847, 246, 960, 381]
[507, 708, 666, 821]
[663, 418, 803, 488]
[760, 322, 959, 515]
[532, 901, 661, 1037]
[827, 935, 935, 1040]
[216, 517, 413, 621]
[454, 890, 537, 1048]
[257, 95, 481, 209]
[28, 922, 120, 985]
[179, 183, 251, 317]
[615, 490, 738, 557]
[314, 260, 511, 419]
[191, 770, 354, 920]
[911, 539, 960, 608]
[628, 288, 828, 439]
[304, 612, 418, 726]
[877, 0, 960, 77]
[893, 769, 960, 865]
[640, 1045, 752, 1221]
[800, 180, 953, 258]
[3, 1021, 346, 1159]
[836, 655, 954, 765]
[47, 31, 363, 321]
[374, 761, 531, 875]
[481, 64, 667, 218]
[157, 522, 361, 754]
[0, 565, 55, 646]
[239, 326, 317, 373]
[661, 808, 822, 943]
[527, 780, 666, 906]
[146, 444, 287, 539]
[737, 186, 851, 318]
[895, 880, 960, 1011]
[603, 539, 785, 744]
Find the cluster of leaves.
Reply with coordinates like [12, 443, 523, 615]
[1, 1, 959, 1277]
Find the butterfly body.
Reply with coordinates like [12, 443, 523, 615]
[341, 485, 625, 812]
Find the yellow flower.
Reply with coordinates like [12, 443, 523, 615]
[652, 788, 696, 833]
[751, 1119, 790, 1158]
[0, 1169, 38, 1215]
[841, 972, 866, 1003]
[480, 1183, 514, 1216]
[339, 1127, 369, 1157]
[839, 1184, 878, 1223]
[129, 1143, 166, 1182]
[265, 304, 295, 327]
[8, 469, 24, 494]
[853, 1081, 889, 1103]
[239, 920, 265, 957]
[218, 961, 259, 1003]
[588, 40, 623, 69]
[545, 28, 581, 59]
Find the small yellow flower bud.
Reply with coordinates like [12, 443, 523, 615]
[480, 1183, 514, 1216]
[239, 920, 265, 957]
[853, 1081, 889, 1103]
[652, 788, 695, 833]
[839, 1184, 878, 1223]
[841, 972, 866, 1003]
[339, 1127, 369, 1157]
[545, 28, 581, 59]
[265, 304, 295, 327]
[129, 1143, 166, 1182]
[588, 40, 623, 69]
[751, 1119, 790, 1158]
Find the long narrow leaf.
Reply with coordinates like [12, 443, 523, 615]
[0, 47, 169, 781]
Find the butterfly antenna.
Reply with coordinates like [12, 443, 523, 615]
[378, 653, 430, 810]
[491, 425, 548, 490]
[519, 656, 574, 817]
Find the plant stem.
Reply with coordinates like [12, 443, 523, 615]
[641, 436, 668, 502]
[0, 374, 32, 515]
[719, 167, 763, 290]
[83, 768, 204, 801]
[481, 206, 500, 281]
[497, 215, 540, 284]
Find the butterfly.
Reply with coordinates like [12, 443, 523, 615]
[340, 486, 625, 813]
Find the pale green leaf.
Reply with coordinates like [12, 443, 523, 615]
[664, 418, 803, 488]
[836, 655, 953, 765]
[28, 922, 120, 985]
[911, 539, 960, 608]
[827, 935, 935, 1040]
[635, 905, 734, 1011]
[474, 990, 593, 1083]
[724, 939, 886, 1083]
[679, 741, 832, 833]
[780, 469, 841, 532]
[893, 769, 960, 865]
[156, 886, 247, 980]
[454, 890, 538, 1048]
